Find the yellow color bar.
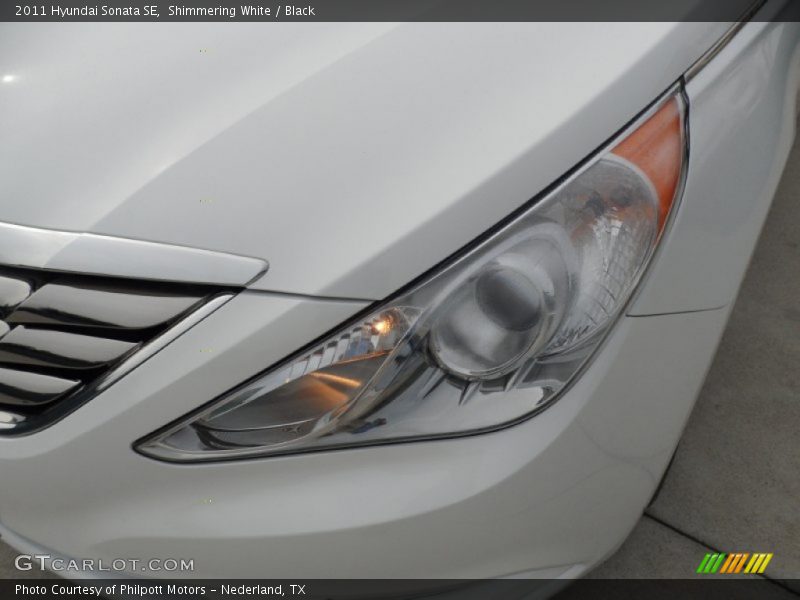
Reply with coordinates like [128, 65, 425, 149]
[758, 553, 774, 574]
[744, 554, 761, 573]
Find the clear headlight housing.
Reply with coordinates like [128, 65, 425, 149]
[138, 87, 686, 462]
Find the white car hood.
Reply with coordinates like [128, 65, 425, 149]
[0, 22, 727, 299]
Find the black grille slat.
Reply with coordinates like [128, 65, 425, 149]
[0, 326, 138, 373]
[0, 367, 80, 407]
[7, 283, 204, 332]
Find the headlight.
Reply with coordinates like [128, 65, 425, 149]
[138, 86, 686, 462]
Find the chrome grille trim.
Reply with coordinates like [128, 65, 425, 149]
[0, 263, 237, 435]
[0, 221, 268, 286]
[0, 275, 32, 313]
[91, 293, 234, 396]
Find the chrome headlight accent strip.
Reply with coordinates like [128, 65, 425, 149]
[683, 0, 765, 82]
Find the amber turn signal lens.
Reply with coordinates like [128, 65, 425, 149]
[612, 96, 683, 228]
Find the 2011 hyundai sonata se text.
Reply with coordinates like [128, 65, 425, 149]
[0, 7, 798, 582]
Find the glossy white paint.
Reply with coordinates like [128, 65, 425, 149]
[631, 17, 800, 314]
[0, 296, 729, 579]
[0, 15, 798, 581]
[0, 22, 728, 299]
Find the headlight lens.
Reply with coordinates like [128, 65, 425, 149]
[138, 87, 686, 462]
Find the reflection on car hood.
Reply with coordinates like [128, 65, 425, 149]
[0, 22, 726, 298]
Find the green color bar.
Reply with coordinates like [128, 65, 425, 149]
[704, 554, 719, 573]
[710, 553, 726, 573]
[697, 554, 712, 573]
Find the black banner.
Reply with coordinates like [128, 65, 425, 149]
[3, 579, 800, 600]
[0, 0, 783, 23]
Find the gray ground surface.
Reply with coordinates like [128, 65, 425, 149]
[0, 129, 797, 587]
